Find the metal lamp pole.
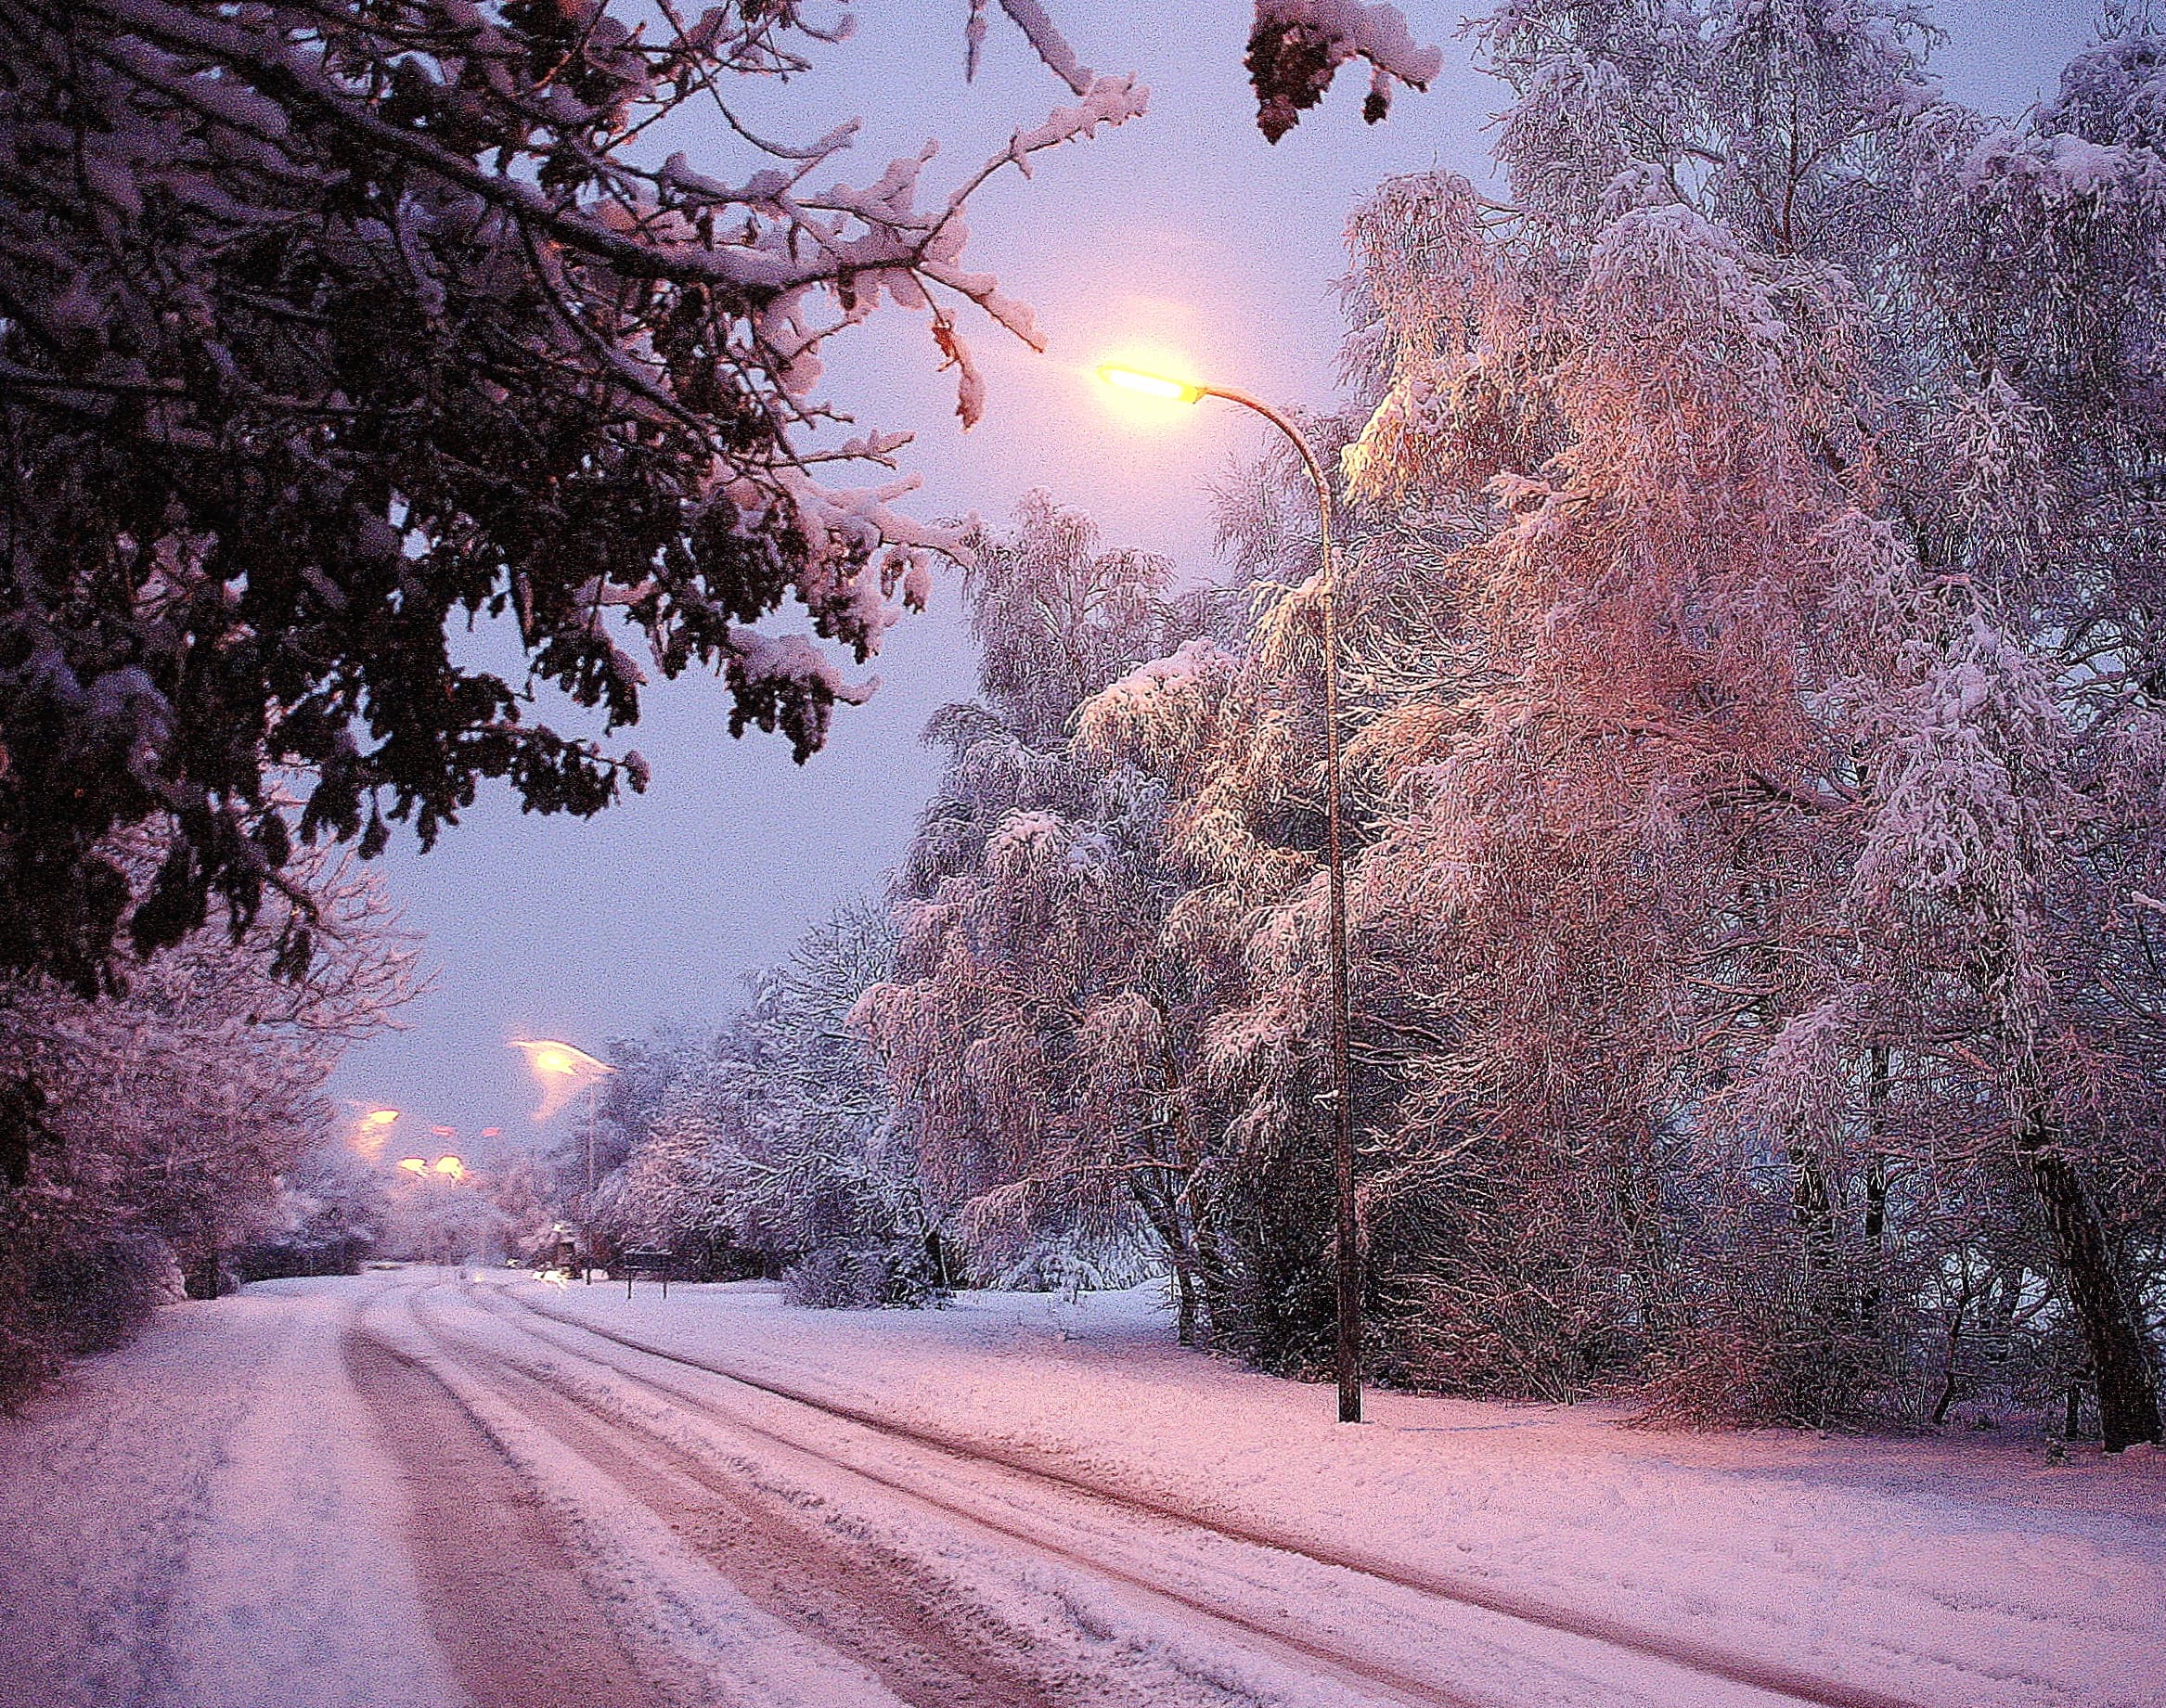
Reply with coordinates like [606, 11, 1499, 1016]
[512, 1040, 613, 1285]
[583, 1075, 599, 1285]
[1100, 366, 1362, 1424]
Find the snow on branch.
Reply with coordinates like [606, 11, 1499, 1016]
[995, 0, 1096, 96]
[1246, 1, 1443, 142]
[0, 0, 1154, 997]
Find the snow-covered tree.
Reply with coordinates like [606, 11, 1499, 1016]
[234, 1143, 389, 1279]
[0, 0, 1146, 1008]
[856, 494, 1219, 1325]
[0, 836, 419, 1404]
[590, 903, 933, 1300]
[1274, 0, 2166, 1441]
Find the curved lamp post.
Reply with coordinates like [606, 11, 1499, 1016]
[510, 1038, 613, 1282]
[1098, 364, 1362, 1425]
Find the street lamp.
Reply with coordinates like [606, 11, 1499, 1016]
[509, 1038, 612, 1283]
[351, 1105, 401, 1162]
[1097, 362, 1363, 1425]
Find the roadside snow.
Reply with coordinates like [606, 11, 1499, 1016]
[5, 1271, 2160, 1708]
[0, 1279, 465, 1708]
[509, 1274, 2166, 1708]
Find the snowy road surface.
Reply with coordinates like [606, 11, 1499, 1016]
[2, 1272, 2161, 1708]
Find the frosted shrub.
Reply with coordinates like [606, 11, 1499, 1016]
[583, 904, 949, 1300]
[992, 1230, 1158, 1294]
[781, 1243, 938, 1310]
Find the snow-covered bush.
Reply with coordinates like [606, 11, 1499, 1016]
[232, 1146, 390, 1282]
[991, 1230, 1159, 1295]
[781, 1241, 943, 1309]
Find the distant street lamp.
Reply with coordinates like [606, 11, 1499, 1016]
[1097, 363, 1363, 1425]
[509, 1038, 612, 1283]
[351, 1105, 402, 1162]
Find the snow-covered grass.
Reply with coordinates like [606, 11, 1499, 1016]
[510, 1273, 2166, 1708]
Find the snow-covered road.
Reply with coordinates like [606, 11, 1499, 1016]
[3, 1271, 2161, 1708]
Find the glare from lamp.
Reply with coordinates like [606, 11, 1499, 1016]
[1097, 365, 1204, 404]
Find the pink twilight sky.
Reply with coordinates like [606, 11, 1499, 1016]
[328, 0, 2104, 1161]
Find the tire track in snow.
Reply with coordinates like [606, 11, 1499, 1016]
[343, 1331, 667, 1708]
[483, 1281, 1923, 1705]
[415, 1281, 1466, 1708]
[490, 1281, 1941, 1708]
[394, 1291, 1070, 1708]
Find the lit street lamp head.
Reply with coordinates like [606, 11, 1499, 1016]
[508, 1037, 611, 1283]
[1097, 364, 1204, 405]
[347, 1104, 402, 1162]
[509, 1036, 612, 1120]
[510, 1038, 607, 1080]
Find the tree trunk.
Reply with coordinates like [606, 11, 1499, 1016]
[2015, 1097, 2161, 1449]
[1613, 1119, 1672, 1342]
[1155, 1017, 1216, 1350]
[1167, 1248, 1200, 1347]
[1854, 1045, 1891, 1332]
[1126, 1159, 1205, 1348]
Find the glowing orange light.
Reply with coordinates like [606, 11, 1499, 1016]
[432, 1155, 466, 1180]
[1098, 364, 1204, 404]
[511, 1038, 604, 1078]
[348, 1105, 405, 1162]
[509, 1038, 612, 1121]
[395, 1156, 429, 1175]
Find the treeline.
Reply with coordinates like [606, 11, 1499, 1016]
[595, 7, 2166, 1445]
[0, 841, 417, 1406]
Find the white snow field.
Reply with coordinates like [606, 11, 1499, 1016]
[0, 1279, 467, 1708]
[3, 1269, 2161, 1708]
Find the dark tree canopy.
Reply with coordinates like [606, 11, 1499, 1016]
[1245, 1, 1442, 143]
[0, 0, 1144, 995]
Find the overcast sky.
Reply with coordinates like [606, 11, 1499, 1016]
[328, 0, 2106, 1164]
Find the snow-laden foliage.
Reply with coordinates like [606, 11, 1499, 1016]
[1247, 1, 1443, 141]
[855, 494, 1219, 1326]
[432, 6, 2166, 1441]
[0, 836, 419, 1405]
[584, 902, 943, 1302]
[583, 497, 1208, 1315]
[232, 1144, 389, 1280]
[1214, 0, 2166, 1441]
[0, 0, 1144, 1008]
[907, 2, 2164, 1441]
